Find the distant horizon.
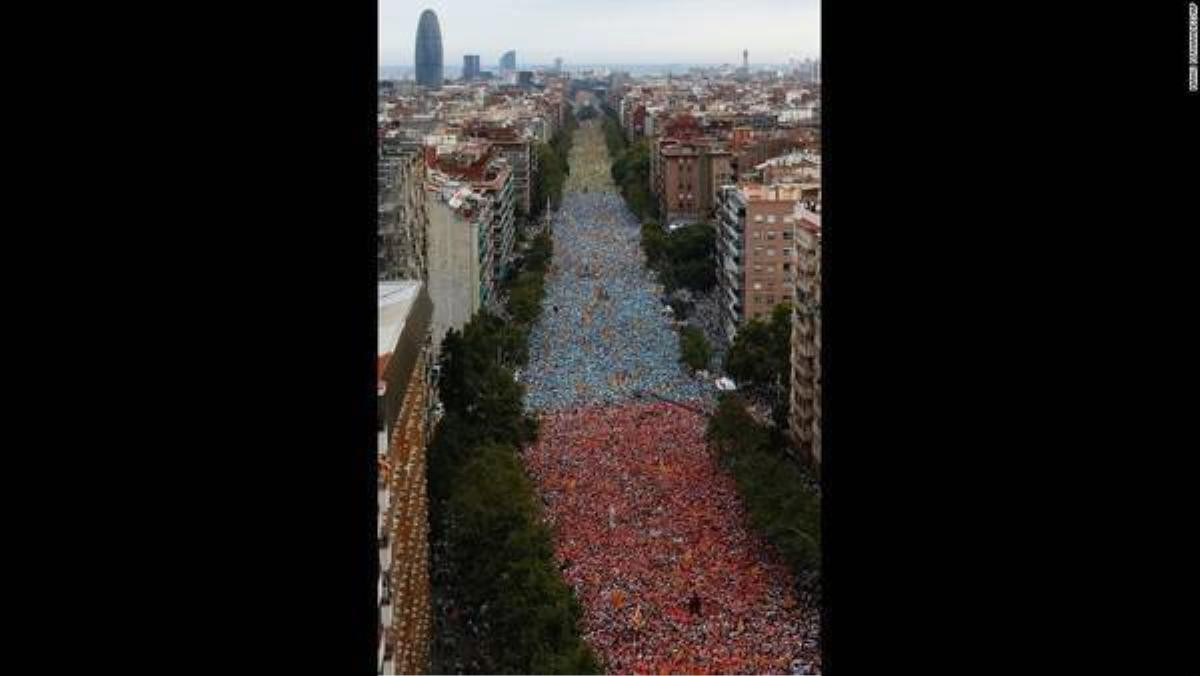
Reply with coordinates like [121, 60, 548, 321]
[379, 60, 816, 68]
[379, 1, 819, 67]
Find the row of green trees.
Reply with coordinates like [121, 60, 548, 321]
[429, 228, 602, 674]
[602, 109, 660, 222]
[532, 112, 579, 218]
[706, 393, 822, 588]
[724, 302, 795, 428]
[600, 107, 626, 157]
[678, 325, 713, 372]
[640, 221, 717, 293]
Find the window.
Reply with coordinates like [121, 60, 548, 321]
[767, 295, 775, 303]
[783, 263, 791, 271]
[753, 265, 763, 272]
[753, 282, 763, 290]
[767, 215, 776, 224]
[767, 248, 775, 256]
[752, 231, 761, 240]
[767, 231, 777, 240]
[783, 231, 793, 240]
[783, 247, 793, 256]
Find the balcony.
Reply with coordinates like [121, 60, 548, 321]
[722, 255, 742, 278]
[722, 221, 743, 245]
[724, 285, 742, 311]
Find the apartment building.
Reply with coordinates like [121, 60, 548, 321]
[378, 146, 429, 281]
[787, 203, 821, 467]
[426, 175, 495, 345]
[472, 158, 516, 281]
[432, 138, 517, 283]
[462, 122, 534, 216]
[652, 137, 733, 225]
[716, 182, 820, 341]
[377, 281, 436, 674]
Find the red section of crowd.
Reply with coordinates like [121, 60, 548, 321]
[524, 401, 821, 674]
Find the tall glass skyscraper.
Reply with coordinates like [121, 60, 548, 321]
[414, 9, 443, 89]
[499, 50, 516, 72]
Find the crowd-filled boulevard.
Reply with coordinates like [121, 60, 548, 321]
[523, 120, 707, 410]
[521, 119, 821, 674]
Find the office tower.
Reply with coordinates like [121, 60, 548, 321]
[499, 50, 516, 71]
[554, 57, 563, 74]
[462, 54, 480, 81]
[414, 9, 443, 88]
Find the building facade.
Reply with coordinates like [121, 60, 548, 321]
[471, 158, 516, 282]
[460, 122, 534, 215]
[652, 137, 732, 225]
[787, 204, 821, 467]
[426, 176, 494, 344]
[378, 146, 429, 281]
[377, 281, 436, 675]
[716, 182, 818, 340]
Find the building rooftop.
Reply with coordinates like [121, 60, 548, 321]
[741, 183, 811, 202]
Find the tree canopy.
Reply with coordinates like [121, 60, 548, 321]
[429, 225, 600, 674]
[706, 394, 821, 586]
[724, 303, 793, 426]
[641, 221, 716, 293]
[679, 325, 712, 372]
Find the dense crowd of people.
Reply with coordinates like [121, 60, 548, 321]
[523, 403, 821, 674]
[523, 122, 708, 411]
[520, 118, 821, 674]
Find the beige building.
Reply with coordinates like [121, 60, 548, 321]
[377, 281, 436, 674]
[787, 203, 821, 466]
[425, 174, 495, 346]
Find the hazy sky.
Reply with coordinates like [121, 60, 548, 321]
[380, 0, 820, 66]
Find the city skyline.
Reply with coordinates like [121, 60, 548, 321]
[379, 0, 820, 67]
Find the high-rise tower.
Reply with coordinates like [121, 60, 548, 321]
[462, 54, 480, 81]
[414, 9, 443, 89]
